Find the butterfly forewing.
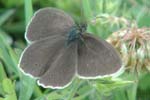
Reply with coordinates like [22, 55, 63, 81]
[26, 7, 74, 42]
[19, 35, 66, 77]
[77, 33, 122, 78]
[38, 42, 77, 88]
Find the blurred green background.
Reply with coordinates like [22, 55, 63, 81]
[0, 0, 150, 100]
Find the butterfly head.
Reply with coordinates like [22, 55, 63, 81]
[77, 23, 87, 33]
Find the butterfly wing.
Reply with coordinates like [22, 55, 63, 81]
[38, 42, 77, 89]
[77, 33, 122, 78]
[19, 35, 66, 77]
[26, 7, 74, 42]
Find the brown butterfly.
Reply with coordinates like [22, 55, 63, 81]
[19, 7, 122, 89]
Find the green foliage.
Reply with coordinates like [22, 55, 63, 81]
[0, 0, 150, 100]
[1, 78, 17, 100]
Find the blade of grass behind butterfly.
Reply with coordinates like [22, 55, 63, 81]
[24, 0, 33, 25]
[113, 89, 128, 100]
[74, 90, 96, 100]
[81, 0, 97, 34]
[125, 73, 138, 100]
[92, 0, 105, 38]
[65, 79, 100, 100]
[46, 78, 81, 100]
[0, 30, 19, 76]
[113, 83, 137, 100]
[0, 31, 20, 73]
[81, 0, 109, 39]
[93, 0, 110, 39]
[0, 62, 7, 82]
[0, 62, 7, 96]
[74, 82, 101, 100]
[97, 0, 115, 39]
[18, 75, 37, 100]
[47, 78, 83, 100]
[65, 78, 82, 100]
[0, 9, 15, 26]
[76, 86, 93, 99]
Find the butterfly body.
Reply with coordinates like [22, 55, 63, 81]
[19, 7, 122, 89]
[67, 24, 86, 46]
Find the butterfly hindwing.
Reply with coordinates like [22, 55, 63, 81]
[38, 42, 77, 88]
[26, 7, 74, 42]
[77, 33, 122, 78]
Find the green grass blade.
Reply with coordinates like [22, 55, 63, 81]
[0, 62, 7, 82]
[0, 9, 15, 26]
[24, 0, 33, 25]
[0, 31, 19, 75]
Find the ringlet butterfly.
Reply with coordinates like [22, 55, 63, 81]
[19, 7, 122, 89]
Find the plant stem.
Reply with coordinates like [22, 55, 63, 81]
[127, 74, 138, 100]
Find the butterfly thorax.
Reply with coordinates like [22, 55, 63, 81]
[67, 24, 87, 45]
